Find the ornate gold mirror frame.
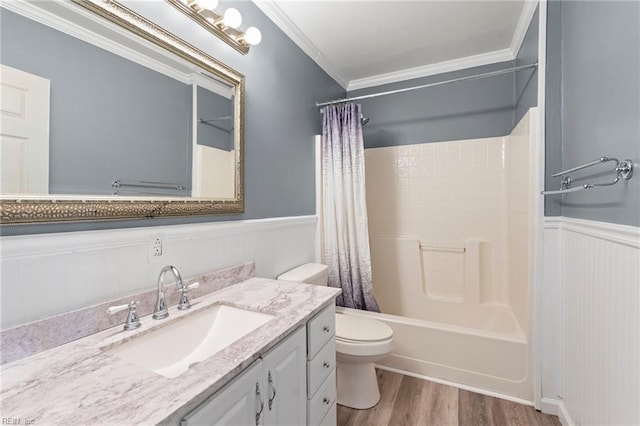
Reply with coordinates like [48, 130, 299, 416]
[0, 0, 245, 225]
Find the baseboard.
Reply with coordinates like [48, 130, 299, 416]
[375, 364, 534, 407]
[557, 401, 575, 426]
[539, 398, 574, 425]
[539, 397, 560, 415]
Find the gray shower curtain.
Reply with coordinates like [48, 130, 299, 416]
[321, 103, 380, 312]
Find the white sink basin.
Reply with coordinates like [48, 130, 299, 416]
[105, 304, 274, 378]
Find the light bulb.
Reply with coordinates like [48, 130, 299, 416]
[244, 27, 262, 45]
[195, 0, 218, 10]
[223, 8, 242, 29]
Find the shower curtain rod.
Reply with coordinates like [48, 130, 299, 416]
[315, 62, 538, 108]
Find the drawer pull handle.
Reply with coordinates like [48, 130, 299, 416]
[255, 383, 264, 426]
[323, 326, 330, 333]
[323, 397, 331, 405]
[323, 361, 331, 369]
[268, 371, 277, 411]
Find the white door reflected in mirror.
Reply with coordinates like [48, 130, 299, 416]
[0, 64, 50, 195]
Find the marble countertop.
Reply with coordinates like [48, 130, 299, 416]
[0, 278, 340, 425]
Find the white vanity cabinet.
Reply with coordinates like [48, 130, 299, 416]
[182, 303, 337, 426]
[182, 326, 306, 426]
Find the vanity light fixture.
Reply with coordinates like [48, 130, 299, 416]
[167, 0, 261, 55]
[195, 0, 218, 9]
[239, 26, 262, 46]
[221, 8, 242, 29]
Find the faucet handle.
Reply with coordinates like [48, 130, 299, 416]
[177, 282, 199, 311]
[107, 303, 129, 315]
[108, 301, 141, 331]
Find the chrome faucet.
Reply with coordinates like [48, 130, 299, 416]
[153, 265, 198, 319]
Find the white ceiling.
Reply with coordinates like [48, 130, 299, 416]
[253, 1, 538, 90]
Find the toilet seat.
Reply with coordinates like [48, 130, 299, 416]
[336, 336, 394, 357]
[335, 312, 393, 342]
[335, 313, 394, 357]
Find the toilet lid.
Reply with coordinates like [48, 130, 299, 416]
[335, 313, 393, 343]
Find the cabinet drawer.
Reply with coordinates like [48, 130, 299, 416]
[307, 370, 336, 426]
[307, 304, 335, 360]
[307, 339, 335, 399]
[318, 402, 336, 426]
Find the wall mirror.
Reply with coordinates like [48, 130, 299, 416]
[0, 0, 244, 224]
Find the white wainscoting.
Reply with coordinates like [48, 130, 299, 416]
[541, 217, 640, 425]
[539, 217, 563, 415]
[0, 216, 317, 329]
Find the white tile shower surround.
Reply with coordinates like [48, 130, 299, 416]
[0, 216, 317, 329]
[540, 217, 640, 426]
[364, 109, 536, 331]
[361, 109, 538, 402]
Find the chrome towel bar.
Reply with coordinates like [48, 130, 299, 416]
[540, 185, 591, 196]
[542, 157, 633, 195]
[112, 179, 184, 190]
[112, 190, 176, 196]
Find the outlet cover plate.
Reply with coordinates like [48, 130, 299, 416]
[148, 234, 164, 263]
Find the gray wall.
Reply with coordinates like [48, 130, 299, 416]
[348, 8, 539, 150]
[1, 1, 344, 235]
[0, 9, 193, 197]
[547, 1, 640, 226]
[515, 8, 539, 124]
[349, 61, 516, 149]
[545, 1, 563, 216]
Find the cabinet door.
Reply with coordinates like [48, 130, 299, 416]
[182, 360, 264, 426]
[262, 326, 307, 426]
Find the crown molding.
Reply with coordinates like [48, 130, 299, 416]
[510, 0, 539, 56]
[255, 0, 538, 91]
[1, 0, 187, 83]
[347, 48, 515, 91]
[1, 0, 232, 97]
[251, 0, 349, 89]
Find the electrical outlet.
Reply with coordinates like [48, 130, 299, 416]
[148, 235, 164, 262]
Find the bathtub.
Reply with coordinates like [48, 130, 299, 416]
[336, 305, 532, 403]
[352, 234, 533, 402]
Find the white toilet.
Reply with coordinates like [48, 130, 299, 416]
[277, 263, 394, 410]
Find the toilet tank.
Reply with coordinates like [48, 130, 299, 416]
[277, 263, 328, 286]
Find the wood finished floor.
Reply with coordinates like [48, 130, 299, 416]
[337, 370, 561, 426]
